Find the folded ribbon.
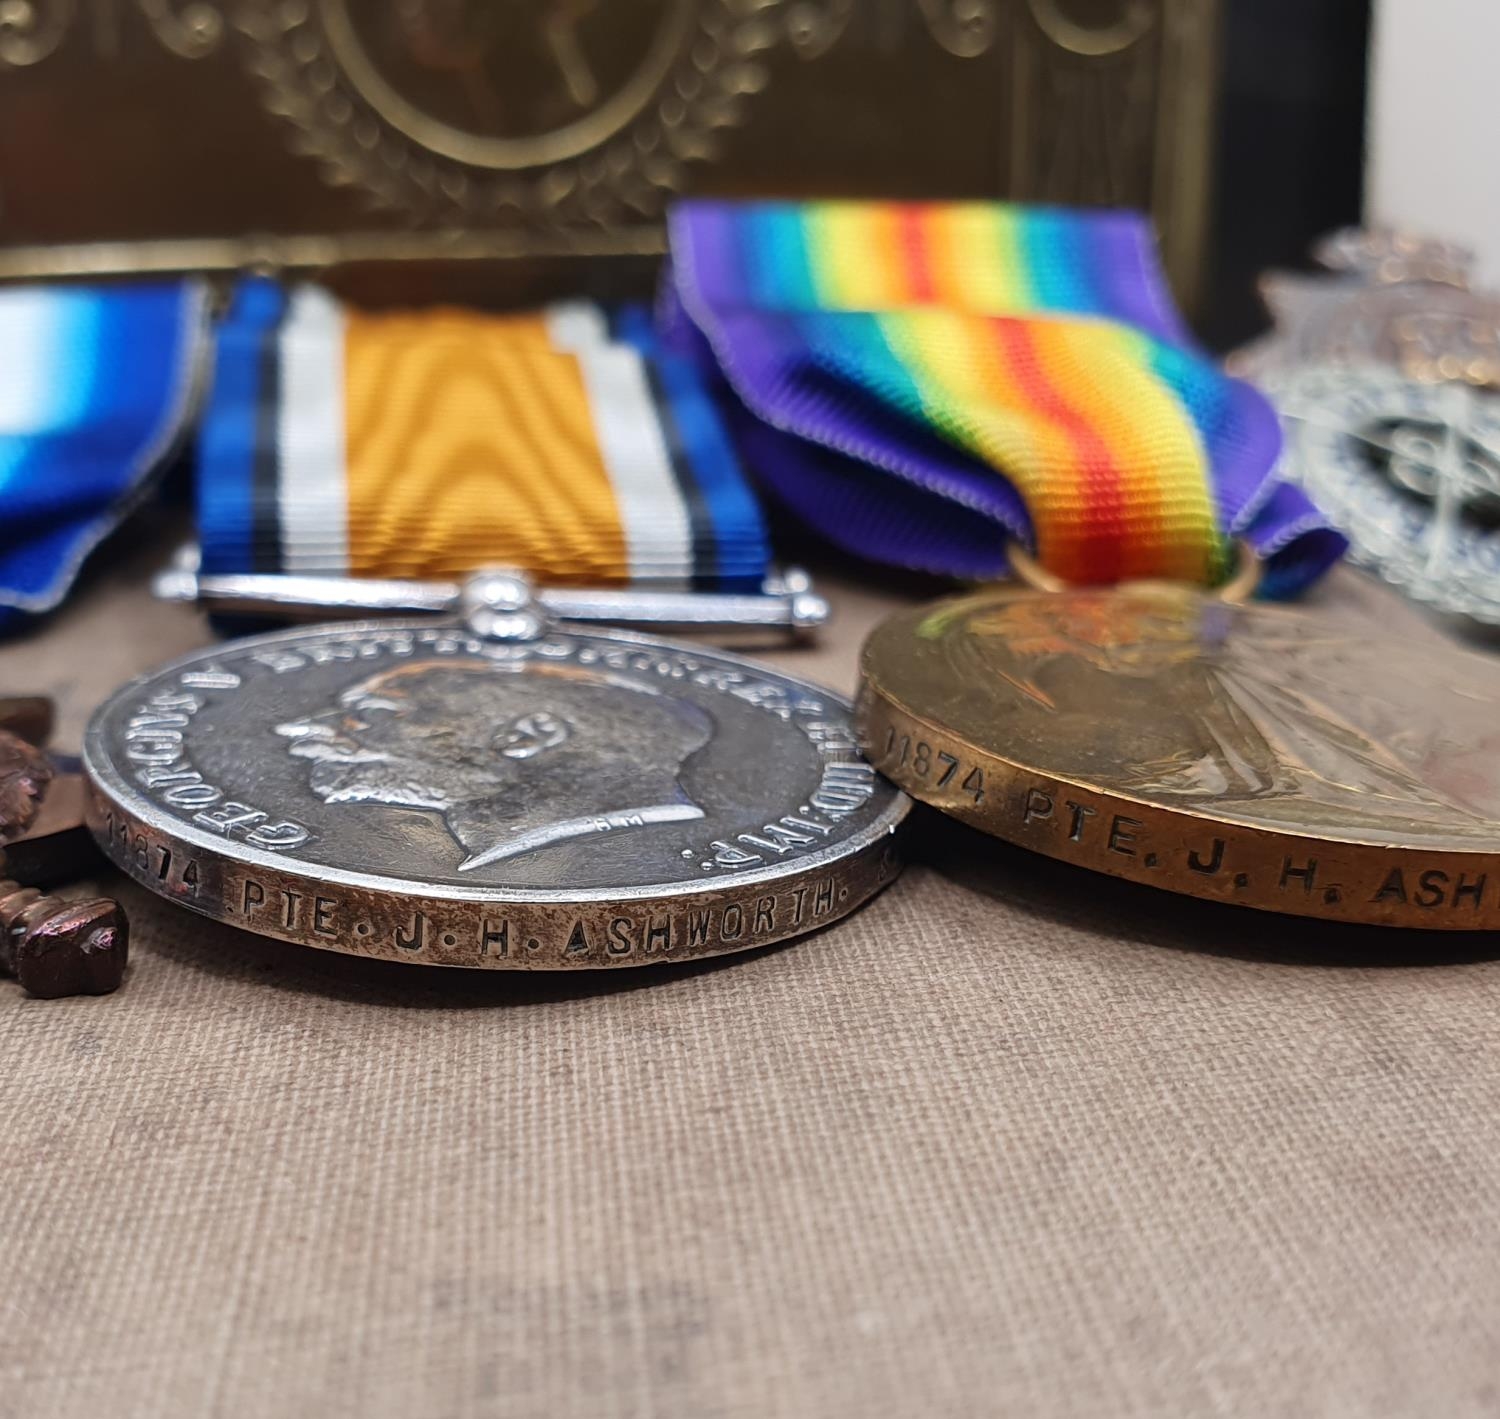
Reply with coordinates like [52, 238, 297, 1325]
[0, 281, 209, 632]
[197, 280, 769, 590]
[662, 200, 1345, 596]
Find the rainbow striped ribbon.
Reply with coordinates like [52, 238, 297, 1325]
[663, 200, 1343, 594]
[198, 280, 768, 590]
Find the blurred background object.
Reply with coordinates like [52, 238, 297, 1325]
[1207, 0, 1370, 348]
[1367, 0, 1500, 288]
[0, 0, 1372, 341]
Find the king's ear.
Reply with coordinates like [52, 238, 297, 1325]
[495, 710, 571, 761]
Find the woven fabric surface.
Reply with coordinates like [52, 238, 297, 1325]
[2, 542, 1498, 1419]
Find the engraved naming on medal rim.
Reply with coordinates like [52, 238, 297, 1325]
[85, 621, 907, 967]
[859, 583, 1500, 930]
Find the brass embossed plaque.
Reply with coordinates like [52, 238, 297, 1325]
[859, 584, 1500, 929]
[0, 0, 1219, 308]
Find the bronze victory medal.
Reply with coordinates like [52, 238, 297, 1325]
[85, 621, 907, 968]
[859, 584, 1500, 929]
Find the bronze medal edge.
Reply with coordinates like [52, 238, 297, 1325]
[856, 679, 1500, 933]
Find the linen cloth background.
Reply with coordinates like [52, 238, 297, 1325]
[2, 539, 1499, 1419]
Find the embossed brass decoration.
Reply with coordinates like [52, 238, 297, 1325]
[914, 0, 999, 56]
[136, 0, 223, 59]
[0, 0, 222, 64]
[1024, 0, 1153, 57]
[315, 0, 695, 167]
[0, 0, 1219, 304]
[236, 0, 773, 222]
[859, 583, 1500, 929]
[785, 0, 856, 59]
[0, 0, 74, 67]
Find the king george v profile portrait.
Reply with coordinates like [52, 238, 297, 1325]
[274, 660, 712, 871]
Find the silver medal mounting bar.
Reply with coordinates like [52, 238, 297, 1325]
[154, 548, 831, 642]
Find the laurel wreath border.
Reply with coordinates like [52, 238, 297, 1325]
[233, 0, 785, 226]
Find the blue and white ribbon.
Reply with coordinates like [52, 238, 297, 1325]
[0, 280, 210, 631]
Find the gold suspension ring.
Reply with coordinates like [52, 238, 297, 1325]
[1005, 538, 1263, 605]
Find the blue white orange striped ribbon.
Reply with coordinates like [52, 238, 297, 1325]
[197, 279, 769, 590]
